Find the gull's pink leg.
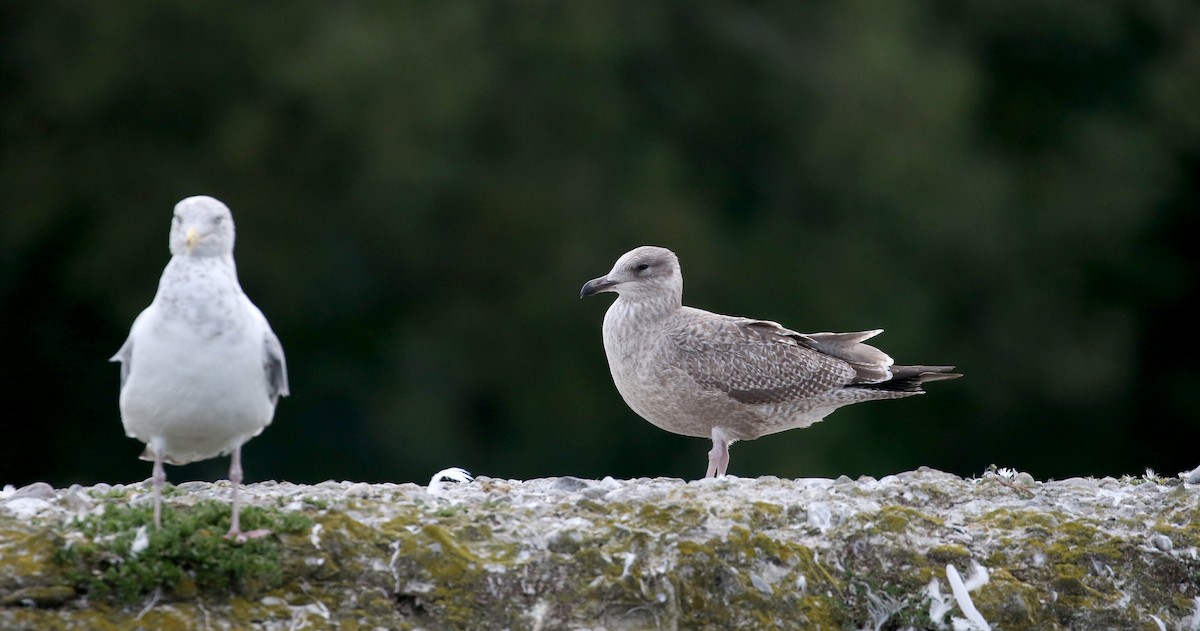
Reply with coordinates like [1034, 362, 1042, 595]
[227, 444, 243, 538]
[152, 450, 166, 529]
[225, 445, 271, 542]
[705, 434, 731, 478]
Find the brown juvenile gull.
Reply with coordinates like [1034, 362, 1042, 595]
[580, 245, 959, 478]
[111, 195, 289, 540]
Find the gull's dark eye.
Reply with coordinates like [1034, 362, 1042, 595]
[636, 263, 650, 272]
[213, 215, 225, 225]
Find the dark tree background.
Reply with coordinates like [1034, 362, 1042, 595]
[2, 2, 1197, 488]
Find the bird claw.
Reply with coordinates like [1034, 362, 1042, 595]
[225, 528, 272, 543]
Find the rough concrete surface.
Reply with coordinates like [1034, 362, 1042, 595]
[1, 467, 1197, 630]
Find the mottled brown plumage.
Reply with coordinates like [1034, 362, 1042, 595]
[581, 246, 959, 478]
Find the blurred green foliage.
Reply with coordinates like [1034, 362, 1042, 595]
[2, 1, 1197, 486]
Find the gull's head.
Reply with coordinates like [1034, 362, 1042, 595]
[169, 195, 236, 258]
[580, 245, 682, 305]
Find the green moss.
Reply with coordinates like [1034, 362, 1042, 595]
[909, 481, 956, 505]
[1052, 522, 1108, 559]
[0, 526, 59, 580]
[871, 505, 945, 533]
[381, 513, 549, 628]
[963, 568, 1040, 628]
[303, 497, 331, 510]
[94, 487, 136, 500]
[119, 605, 204, 631]
[378, 508, 422, 531]
[0, 585, 77, 607]
[976, 508, 1058, 530]
[433, 505, 466, 518]
[742, 501, 789, 530]
[670, 527, 843, 628]
[56, 501, 311, 601]
[422, 524, 480, 567]
[1152, 505, 1200, 550]
[964, 506, 1182, 627]
[575, 498, 609, 513]
[1, 608, 124, 631]
[4, 477, 1195, 628]
[1050, 575, 1090, 597]
[635, 503, 707, 532]
[927, 543, 971, 563]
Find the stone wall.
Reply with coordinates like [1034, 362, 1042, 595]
[2, 468, 1197, 629]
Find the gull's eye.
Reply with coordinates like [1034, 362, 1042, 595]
[213, 215, 225, 225]
[636, 263, 650, 272]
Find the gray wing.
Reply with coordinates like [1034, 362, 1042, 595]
[263, 329, 289, 405]
[789, 329, 894, 383]
[110, 336, 133, 390]
[667, 318, 890, 405]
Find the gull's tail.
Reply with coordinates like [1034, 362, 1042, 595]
[861, 365, 961, 393]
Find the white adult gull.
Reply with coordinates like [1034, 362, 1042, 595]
[111, 195, 289, 540]
[580, 245, 959, 478]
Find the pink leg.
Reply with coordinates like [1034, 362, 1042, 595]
[152, 451, 166, 530]
[225, 445, 271, 542]
[705, 433, 732, 478]
[226, 444, 243, 538]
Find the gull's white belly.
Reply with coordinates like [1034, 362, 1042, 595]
[119, 316, 273, 463]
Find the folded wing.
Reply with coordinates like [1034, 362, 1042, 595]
[668, 317, 893, 405]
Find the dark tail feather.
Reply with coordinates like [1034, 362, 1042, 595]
[861, 365, 962, 393]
